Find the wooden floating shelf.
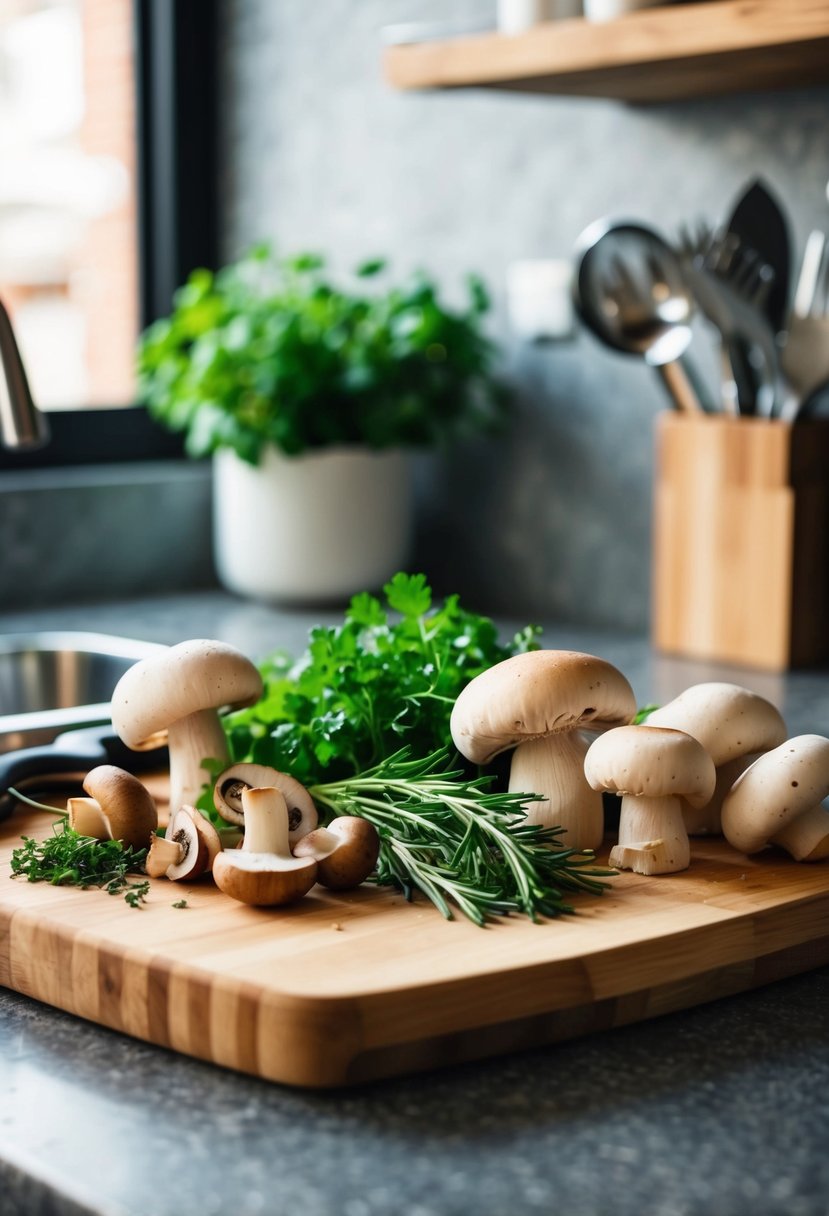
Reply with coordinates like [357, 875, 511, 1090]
[383, 0, 829, 104]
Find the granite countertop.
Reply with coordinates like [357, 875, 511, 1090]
[1, 591, 828, 1216]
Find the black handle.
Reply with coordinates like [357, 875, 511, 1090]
[0, 726, 168, 822]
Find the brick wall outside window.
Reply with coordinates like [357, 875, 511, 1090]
[0, 0, 138, 410]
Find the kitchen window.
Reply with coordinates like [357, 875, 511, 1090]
[0, 0, 217, 468]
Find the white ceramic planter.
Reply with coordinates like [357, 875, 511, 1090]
[583, 0, 664, 21]
[497, 0, 581, 32]
[213, 445, 413, 603]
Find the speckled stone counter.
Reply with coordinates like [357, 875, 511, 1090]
[1, 592, 828, 1216]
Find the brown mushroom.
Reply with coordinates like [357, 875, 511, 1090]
[79, 765, 158, 851]
[292, 817, 380, 890]
[212, 786, 318, 907]
[146, 806, 222, 880]
[213, 762, 318, 841]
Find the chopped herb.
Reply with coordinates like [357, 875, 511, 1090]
[172, 899, 189, 909]
[122, 881, 150, 909]
[10, 822, 149, 908]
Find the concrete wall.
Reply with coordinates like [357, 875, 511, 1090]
[220, 0, 829, 628]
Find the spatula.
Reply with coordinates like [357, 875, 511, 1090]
[724, 178, 792, 338]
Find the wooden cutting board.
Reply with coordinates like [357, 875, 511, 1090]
[2, 789, 829, 1089]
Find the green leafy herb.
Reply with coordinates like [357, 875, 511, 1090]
[10, 822, 149, 908]
[633, 704, 660, 724]
[210, 574, 610, 925]
[137, 247, 508, 464]
[172, 899, 189, 909]
[221, 572, 541, 789]
[311, 749, 611, 926]
[123, 881, 150, 909]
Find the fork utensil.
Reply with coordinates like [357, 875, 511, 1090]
[677, 223, 780, 416]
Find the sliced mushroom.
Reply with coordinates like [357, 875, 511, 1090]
[213, 762, 318, 841]
[212, 786, 318, 907]
[145, 832, 185, 878]
[292, 817, 380, 890]
[80, 766, 158, 851]
[145, 805, 222, 880]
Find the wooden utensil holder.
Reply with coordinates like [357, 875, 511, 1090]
[652, 413, 829, 671]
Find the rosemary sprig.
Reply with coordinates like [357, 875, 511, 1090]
[310, 748, 612, 926]
[9, 820, 150, 908]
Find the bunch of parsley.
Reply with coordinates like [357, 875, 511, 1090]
[224, 573, 540, 784]
[220, 574, 611, 925]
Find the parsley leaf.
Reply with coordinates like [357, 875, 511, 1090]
[224, 574, 542, 787]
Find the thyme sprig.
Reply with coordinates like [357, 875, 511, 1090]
[9, 820, 150, 908]
[310, 748, 612, 926]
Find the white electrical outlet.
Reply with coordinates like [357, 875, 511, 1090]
[506, 259, 576, 342]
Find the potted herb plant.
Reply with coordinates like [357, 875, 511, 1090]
[137, 246, 506, 602]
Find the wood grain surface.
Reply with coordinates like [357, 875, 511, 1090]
[1, 794, 829, 1088]
[652, 414, 829, 671]
[383, 0, 829, 104]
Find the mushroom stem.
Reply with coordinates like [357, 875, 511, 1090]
[66, 796, 111, 840]
[213, 786, 319, 906]
[166, 709, 230, 812]
[240, 786, 290, 855]
[770, 804, 829, 862]
[609, 794, 690, 875]
[145, 833, 185, 878]
[684, 754, 755, 836]
[508, 731, 604, 850]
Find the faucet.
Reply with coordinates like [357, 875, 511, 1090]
[0, 297, 49, 450]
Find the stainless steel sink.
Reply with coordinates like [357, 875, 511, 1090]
[0, 632, 166, 752]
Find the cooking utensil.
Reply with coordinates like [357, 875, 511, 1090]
[0, 724, 167, 822]
[573, 220, 708, 413]
[724, 178, 792, 338]
[678, 226, 780, 417]
[792, 231, 826, 320]
[780, 230, 829, 421]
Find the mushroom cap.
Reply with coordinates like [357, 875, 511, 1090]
[293, 817, 380, 890]
[213, 851, 318, 907]
[213, 763, 318, 840]
[82, 765, 158, 851]
[584, 725, 716, 809]
[450, 650, 637, 765]
[721, 734, 829, 854]
[645, 683, 786, 767]
[111, 639, 263, 751]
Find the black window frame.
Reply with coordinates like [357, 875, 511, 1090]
[0, 0, 218, 471]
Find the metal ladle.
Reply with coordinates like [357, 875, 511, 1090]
[573, 220, 708, 413]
